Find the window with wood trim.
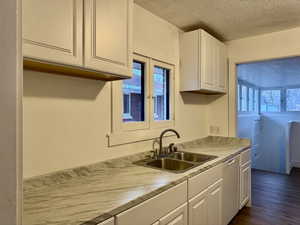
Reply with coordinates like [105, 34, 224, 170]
[111, 54, 175, 138]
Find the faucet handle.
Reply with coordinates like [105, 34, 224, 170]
[149, 149, 158, 159]
[168, 143, 175, 153]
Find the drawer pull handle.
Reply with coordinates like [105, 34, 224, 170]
[227, 159, 236, 166]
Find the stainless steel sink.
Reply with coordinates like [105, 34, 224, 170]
[134, 151, 218, 173]
[146, 158, 195, 172]
[168, 151, 217, 163]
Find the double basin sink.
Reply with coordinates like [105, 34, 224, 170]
[135, 151, 218, 173]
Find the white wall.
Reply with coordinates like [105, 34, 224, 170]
[23, 5, 209, 178]
[0, 0, 22, 224]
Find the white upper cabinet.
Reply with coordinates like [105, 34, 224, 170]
[180, 29, 227, 94]
[84, 0, 133, 78]
[23, 0, 83, 66]
[23, 0, 133, 80]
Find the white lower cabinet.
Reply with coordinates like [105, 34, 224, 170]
[222, 157, 239, 225]
[188, 163, 223, 225]
[189, 188, 208, 225]
[159, 203, 188, 225]
[239, 149, 251, 209]
[115, 150, 251, 225]
[240, 162, 251, 208]
[189, 179, 223, 225]
[116, 181, 187, 225]
[207, 180, 223, 225]
[152, 222, 160, 225]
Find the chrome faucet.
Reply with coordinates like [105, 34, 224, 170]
[159, 129, 180, 157]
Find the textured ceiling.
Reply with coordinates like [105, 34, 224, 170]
[134, 0, 300, 41]
[237, 57, 300, 88]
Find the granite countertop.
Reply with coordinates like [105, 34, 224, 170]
[23, 136, 251, 225]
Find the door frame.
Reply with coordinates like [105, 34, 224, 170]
[0, 0, 23, 224]
[229, 56, 299, 174]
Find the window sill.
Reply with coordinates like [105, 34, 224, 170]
[107, 127, 175, 147]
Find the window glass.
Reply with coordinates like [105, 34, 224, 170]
[122, 61, 145, 122]
[248, 88, 253, 112]
[286, 88, 300, 111]
[237, 84, 241, 112]
[260, 90, 281, 112]
[153, 66, 170, 121]
[254, 89, 259, 112]
[241, 85, 247, 112]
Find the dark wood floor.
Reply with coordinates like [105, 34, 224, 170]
[229, 168, 300, 225]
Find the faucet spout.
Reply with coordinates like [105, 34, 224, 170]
[159, 129, 180, 156]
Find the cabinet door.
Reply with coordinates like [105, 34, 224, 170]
[208, 179, 223, 225]
[23, 0, 83, 66]
[159, 203, 188, 225]
[217, 42, 227, 93]
[189, 189, 208, 225]
[98, 218, 114, 225]
[200, 31, 215, 91]
[222, 158, 239, 225]
[240, 162, 251, 208]
[84, 0, 133, 77]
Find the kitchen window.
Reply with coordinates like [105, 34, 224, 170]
[260, 89, 281, 112]
[123, 93, 131, 120]
[153, 66, 170, 121]
[241, 85, 247, 112]
[248, 87, 254, 112]
[122, 61, 145, 122]
[111, 54, 175, 145]
[254, 89, 259, 112]
[237, 80, 259, 113]
[286, 88, 300, 111]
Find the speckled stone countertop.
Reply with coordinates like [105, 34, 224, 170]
[23, 136, 250, 225]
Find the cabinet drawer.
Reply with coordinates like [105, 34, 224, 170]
[98, 218, 114, 225]
[188, 164, 222, 199]
[116, 181, 187, 225]
[240, 149, 251, 165]
[159, 203, 188, 225]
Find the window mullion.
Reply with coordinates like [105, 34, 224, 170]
[281, 88, 286, 112]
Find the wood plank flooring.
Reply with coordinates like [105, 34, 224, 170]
[229, 168, 300, 225]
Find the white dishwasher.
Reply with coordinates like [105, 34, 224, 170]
[222, 156, 239, 225]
